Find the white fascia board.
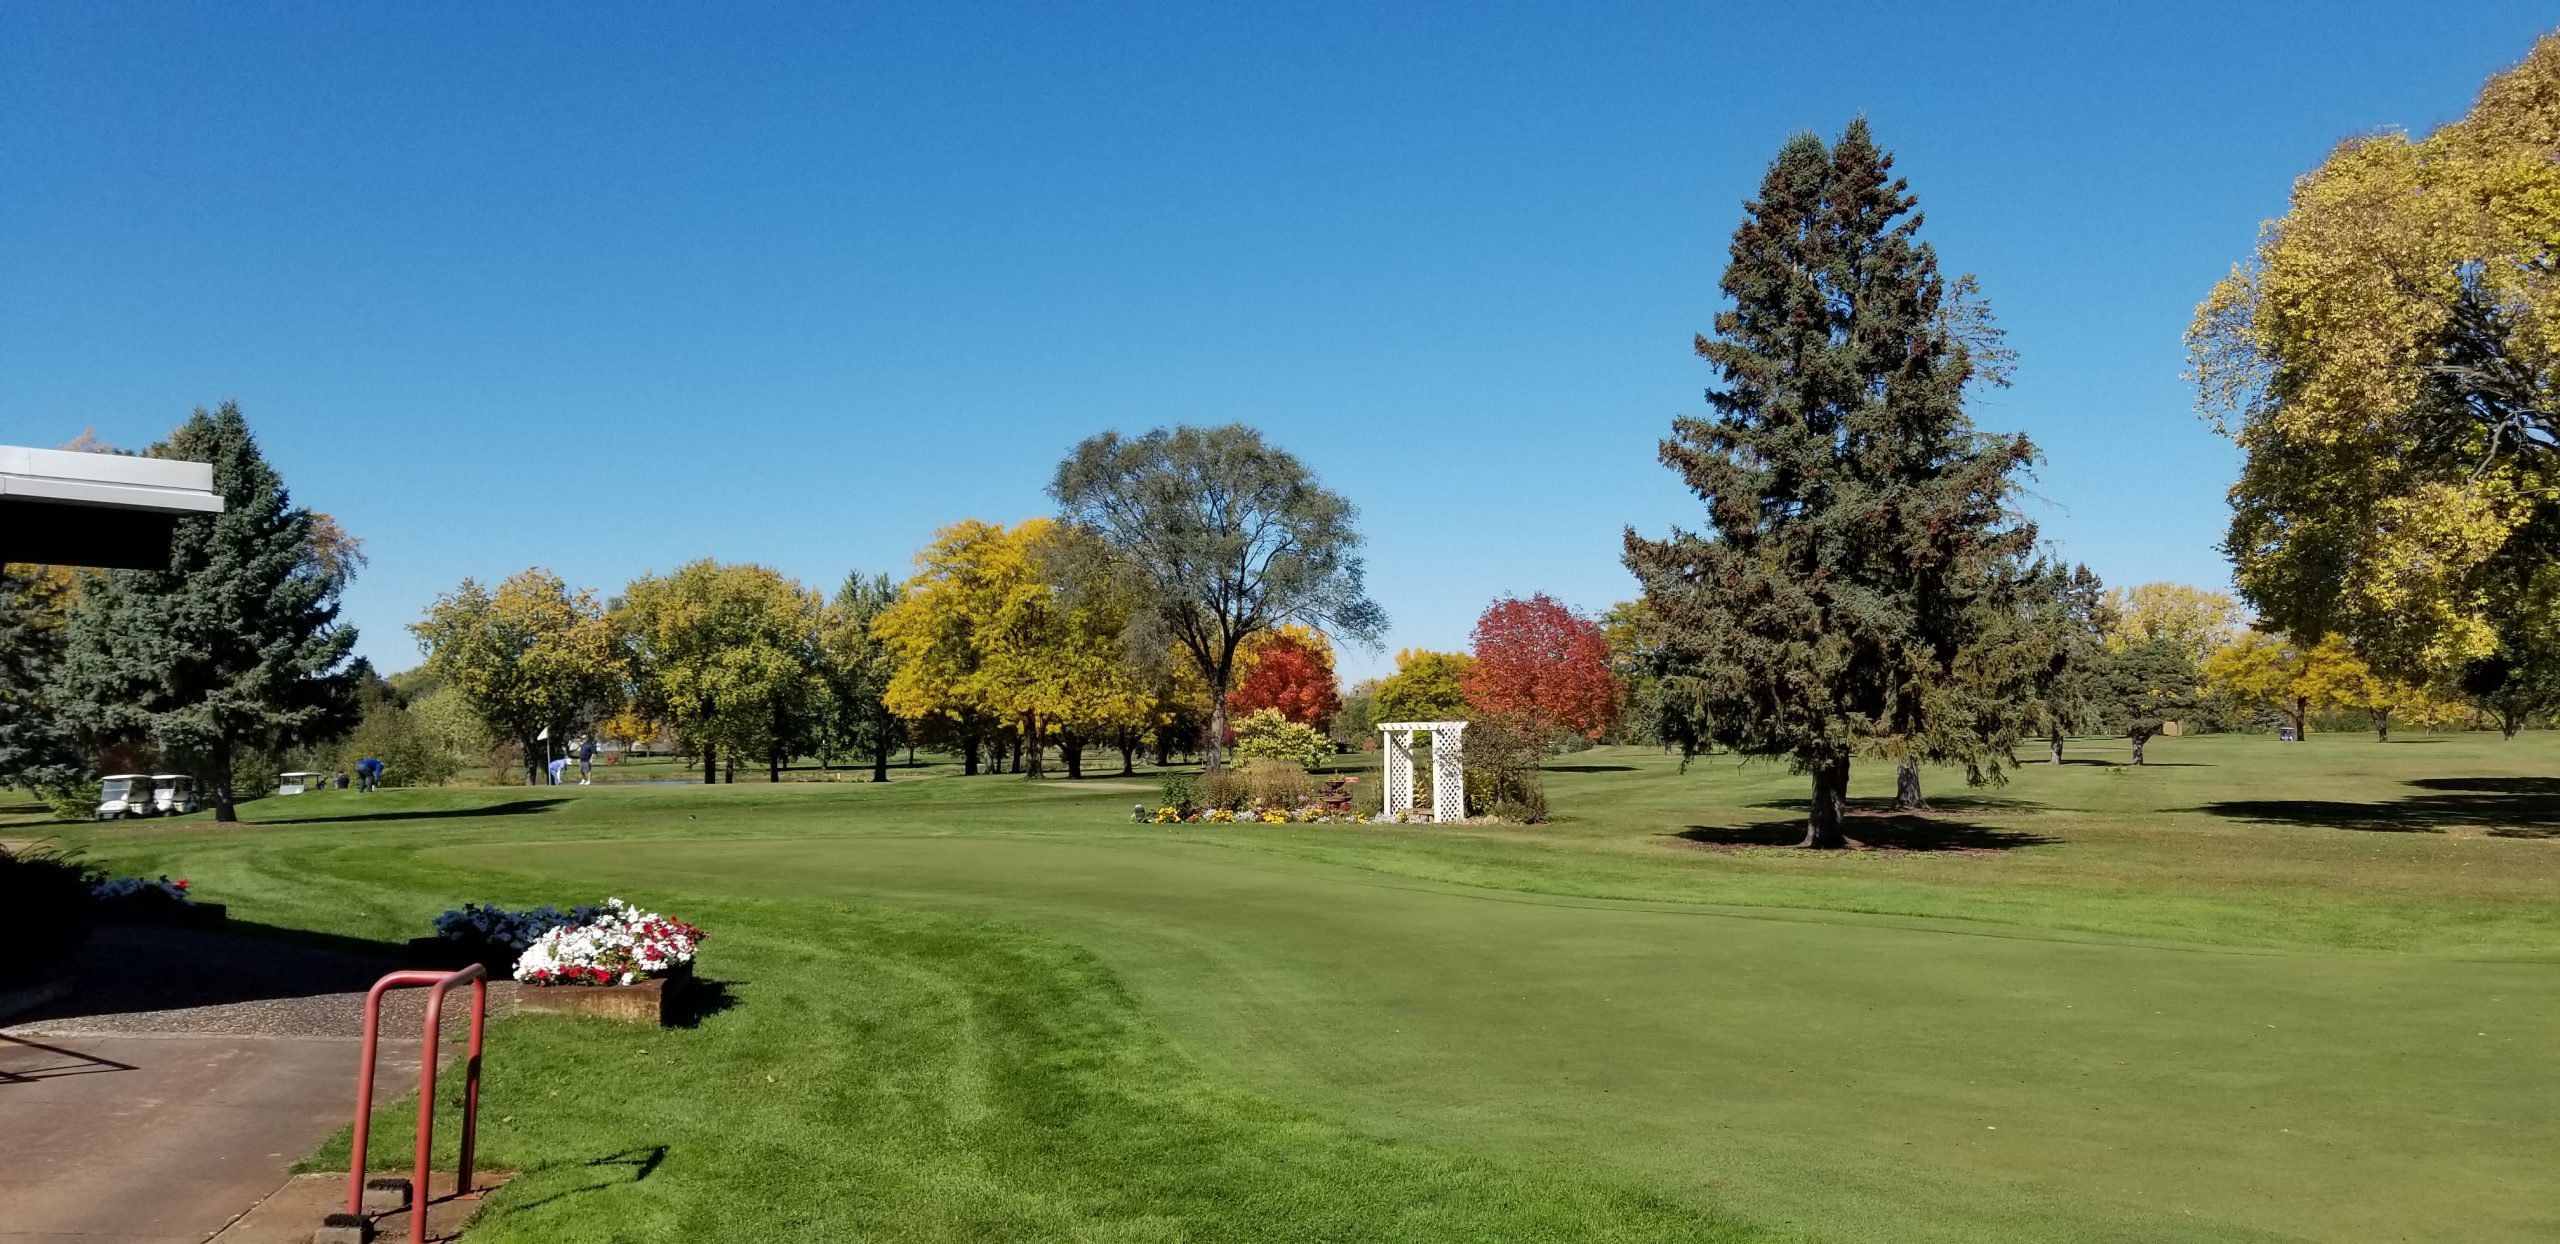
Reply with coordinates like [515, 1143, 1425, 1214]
[0, 445, 223, 514]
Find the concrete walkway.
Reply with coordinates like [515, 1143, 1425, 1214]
[0, 927, 509, 1243]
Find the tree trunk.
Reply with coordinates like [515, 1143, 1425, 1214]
[1154, 725, 1174, 766]
[2048, 727, 2064, 765]
[1011, 732, 1026, 775]
[1022, 715, 1046, 780]
[702, 742, 718, 786]
[1118, 728, 1136, 776]
[871, 710, 892, 783]
[1205, 687, 1229, 770]
[724, 755, 736, 783]
[1060, 729, 1083, 779]
[2500, 709, 2524, 739]
[2130, 729, 2152, 765]
[769, 747, 781, 782]
[2374, 709, 2391, 743]
[1800, 756, 1849, 849]
[526, 734, 546, 788]
[1894, 754, 1926, 811]
[2290, 696, 2309, 740]
[211, 736, 237, 823]
[962, 729, 980, 776]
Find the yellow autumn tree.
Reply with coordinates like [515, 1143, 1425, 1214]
[2203, 632, 2369, 740]
[2190, 33, 2560, 685]
[876, 519, 1150, 779]
[2103, 583, 2241, 666]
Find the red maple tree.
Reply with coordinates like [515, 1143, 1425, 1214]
[1463, 593, 1621, 739]
[1229, 633, 1342, 726]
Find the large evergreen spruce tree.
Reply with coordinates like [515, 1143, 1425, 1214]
[1624, 120, 2036, 848]
[0, 567, 84, 791]
[52, 403, 360, 821]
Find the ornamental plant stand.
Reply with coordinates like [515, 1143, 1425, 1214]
[514, 963, 691, 1026]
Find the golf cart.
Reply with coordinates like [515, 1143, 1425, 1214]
[277, 770, 326, 795]
[96, 774, 159, 820]
[150, 774, 199, 815]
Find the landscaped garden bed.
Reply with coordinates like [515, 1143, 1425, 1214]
[418, 897, 706, 1025]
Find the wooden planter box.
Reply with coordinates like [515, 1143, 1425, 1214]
[514, 964, 690, 1026]
[96, 900, 226, 927]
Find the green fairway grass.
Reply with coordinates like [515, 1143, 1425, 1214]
[17, 731, 2556, 1242]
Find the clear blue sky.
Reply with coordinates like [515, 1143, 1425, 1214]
[4, 3, 2551, 683]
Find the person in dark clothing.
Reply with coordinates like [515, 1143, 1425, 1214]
[356, 757, 384, 792]
[577, 735, 598, 785]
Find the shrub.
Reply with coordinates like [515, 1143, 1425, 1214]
[1232, 708, 1329, 770]
[1463, 711, 1550, 823]
[36, 786, 94, 822]
[1239, 758, 1314, 809]
[0, 848, 101, 985]
[1199, 766, 1252, 812]
[1159, 771, 1202, 814]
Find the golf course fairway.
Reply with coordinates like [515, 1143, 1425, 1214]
[432, 830, 2553, 1243]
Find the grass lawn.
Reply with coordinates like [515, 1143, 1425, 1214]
[14, 731, 2556, 1242]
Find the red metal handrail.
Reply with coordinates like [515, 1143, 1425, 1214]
[346, 964, 489, 1243]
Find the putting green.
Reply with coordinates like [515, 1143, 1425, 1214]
[435, 832, 2555, 1243]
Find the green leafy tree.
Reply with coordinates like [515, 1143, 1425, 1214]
[2097, 640, 2205, 765]
[0, 565, 83, 793]
[1231, 707, 1329, 770]
[413, 568, 627, 787]
[1372, 649, 1474, 723]
[1622, 121, 2037, 847]
[2459, 646, 2558, 739]
[2014, 563, 2117, 764]
[617, 560, 825, 783]
[1050, 424, 1386, 769]
[818, 571, 907, 782]
[49, 405, 360, 821]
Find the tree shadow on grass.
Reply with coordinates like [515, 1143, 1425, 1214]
[1545, 764, 1640, 773]
[254, 799, 569, 827]
[495, 1145, 668, 1214]
[1752, 794, 2050, 817]
[1672, 815, 2057, 853]
[2196, 776, 2560, 838]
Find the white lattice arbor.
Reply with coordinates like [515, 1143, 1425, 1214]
[1378, 721, 1466, 821]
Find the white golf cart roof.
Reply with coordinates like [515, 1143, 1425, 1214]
[150, 773, 193, 781]
[102, 773, 152, 780]
[279, 770, 327, 778]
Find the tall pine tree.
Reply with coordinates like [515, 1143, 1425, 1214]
[1624, 121, 2036, 848]
[52, 403, 360, 820]
[0, 566, 84, 791]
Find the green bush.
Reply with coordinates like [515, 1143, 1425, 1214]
[0, 847, 101, 986]
[1239, 759, 1314, 809]
[1462, 712, 1550, 823]
[35, 786, 94, 822]
[1232, 708, 1329, 770]
[1158, 771, 1201, 813]
[1199, 766, 1252, 812]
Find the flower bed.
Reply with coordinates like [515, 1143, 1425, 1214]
[1151, 804, 1370, 825]
[515, 898, 704, 987]
[91, 874, 226, 925]
[412, 901, 602, 972]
